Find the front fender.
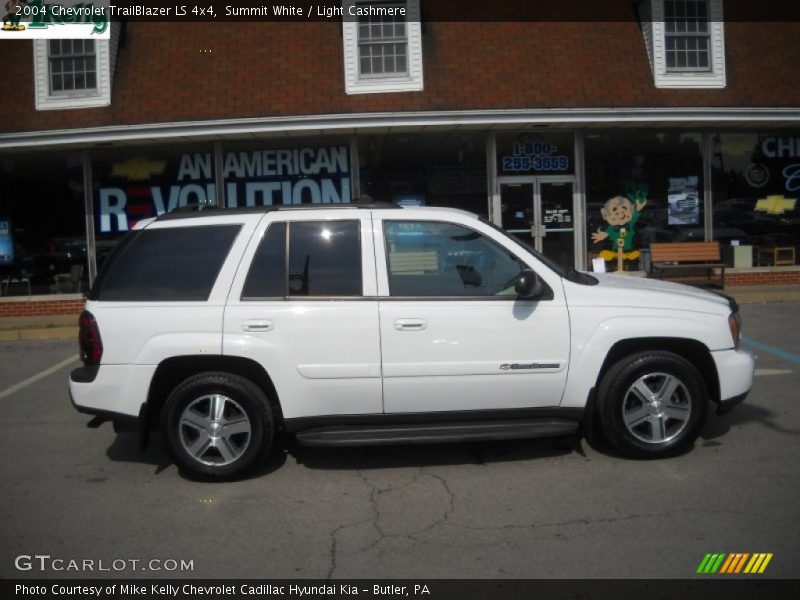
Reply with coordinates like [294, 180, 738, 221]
[561, 308, 730, 408]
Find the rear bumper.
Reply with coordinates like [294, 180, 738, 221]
[711, 348, 755, 413]
[69, 366, 149, 446]
[69, 363, 155, 419]
[69, 386, 140, 431]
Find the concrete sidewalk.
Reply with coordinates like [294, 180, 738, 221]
[726, 285, 800, 304]
[0, 314, 78, 342]
[0, 285, 798, 342]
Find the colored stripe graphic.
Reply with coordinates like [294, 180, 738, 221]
[698, 552, 772, 574]
[758, 554, 773, 573]
[710, 553, 726, 573]
[697, 554, 712, 574]
[734, 553, 750, 573]
[719, 554, 736, 574]
[719, 554, 742, 573]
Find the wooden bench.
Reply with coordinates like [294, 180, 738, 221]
[649, 241, 726, 288]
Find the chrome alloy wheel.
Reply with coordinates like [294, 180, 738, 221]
[178, 394, 252, 466]
[621, 372, 692, 444]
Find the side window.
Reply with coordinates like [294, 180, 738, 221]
[241, 223, 286, 300]
[94, 225, 241, 301]
[288, 221, 362, 297]
[384, 221, 527, 297]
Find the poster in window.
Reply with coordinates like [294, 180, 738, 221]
[0, 220, 14, 265]
[668, 176, 700, 225]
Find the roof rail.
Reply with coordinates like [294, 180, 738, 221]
[156, 199, 401, 221]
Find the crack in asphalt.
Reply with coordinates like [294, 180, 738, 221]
[327, 467, 458, 577]
[325, 466, 758, 577]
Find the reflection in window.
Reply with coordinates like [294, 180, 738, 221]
[94, 225, 241, 301]
[242, 223, 287, 299]
[712, 133, 800, 261]
[585, 131, 704, 265]
[288, 221, 362, 296]
[384, 221, 526, 297]
[359, 132, 488, 216]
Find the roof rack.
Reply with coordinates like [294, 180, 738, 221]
[155, 198, 401, 221]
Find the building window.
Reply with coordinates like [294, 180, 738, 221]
[358, 8, 408, 77]
[33, 23, 119, 110]
[585, 131, 705, 271]
[49, 40, 98, 94]
[342, 0, 424, 94]
[664, 0, 711, 72]
[711, 133, 800, 263]
[638, 0, 726, 88]
[358, 131, 488, 217]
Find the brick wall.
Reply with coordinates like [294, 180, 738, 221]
[726, 269, 800, 287]
[3, 0, 800, 133]
[0, 299, 85, 318]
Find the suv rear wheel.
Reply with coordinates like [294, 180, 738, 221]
[596, 351, 708, 458]
[161, 372, 274, 480]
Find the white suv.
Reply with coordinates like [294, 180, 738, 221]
[69, 202, 754, 480]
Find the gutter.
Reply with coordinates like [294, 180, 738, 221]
[3, 107, 800, 150]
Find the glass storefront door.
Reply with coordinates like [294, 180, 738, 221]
[499, 176, 576, 269]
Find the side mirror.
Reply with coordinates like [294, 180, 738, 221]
[515, 270, 545, 299]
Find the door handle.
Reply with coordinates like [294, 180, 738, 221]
[530, 223, 546, 238]
[394, 319, 428, 331]
[241, 319, 274, 332]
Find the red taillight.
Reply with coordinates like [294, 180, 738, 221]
[79, 310, 103, 365]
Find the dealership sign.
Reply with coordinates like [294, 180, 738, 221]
[750, 136, 800, 194]
[97, 146, 351, 232]
[500, 137, 570, 173]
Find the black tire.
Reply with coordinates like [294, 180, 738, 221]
[161, 371, 274, 481]
[596, 351, 708, 458]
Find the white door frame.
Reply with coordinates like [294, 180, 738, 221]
[498, 175, 579, 265]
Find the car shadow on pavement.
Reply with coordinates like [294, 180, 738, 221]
[284, 434, 580, 471]
[104, 431, 288, 480]
[105, 432, 171, 473]
[701, 402, 800, 440]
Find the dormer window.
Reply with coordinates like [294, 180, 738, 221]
[638, 0, 726, 88]
[342, 0, 424, 94]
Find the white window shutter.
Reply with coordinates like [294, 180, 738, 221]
[637, 0, 655, 72]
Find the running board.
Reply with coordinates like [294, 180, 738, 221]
[294, 419, 580, 447]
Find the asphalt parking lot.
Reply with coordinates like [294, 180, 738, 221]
[1, 302, 799, 580]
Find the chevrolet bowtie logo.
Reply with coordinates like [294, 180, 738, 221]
[754, 195, 796, 215]
[111, 157, 167, 181]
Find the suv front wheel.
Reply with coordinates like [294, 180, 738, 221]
[596, 351, 708, 458]
[161, 372, 275, 480]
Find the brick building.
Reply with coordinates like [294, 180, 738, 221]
[1, 0, 799, 314]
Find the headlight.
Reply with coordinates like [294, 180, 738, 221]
[728, 312, 742, 348]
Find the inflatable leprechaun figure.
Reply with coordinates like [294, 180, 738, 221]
[591, 183, 648, 262]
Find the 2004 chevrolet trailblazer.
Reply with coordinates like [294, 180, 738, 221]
[69, 202, 754, 480]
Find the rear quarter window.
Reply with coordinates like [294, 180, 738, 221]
[92, 225, 241, 301]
